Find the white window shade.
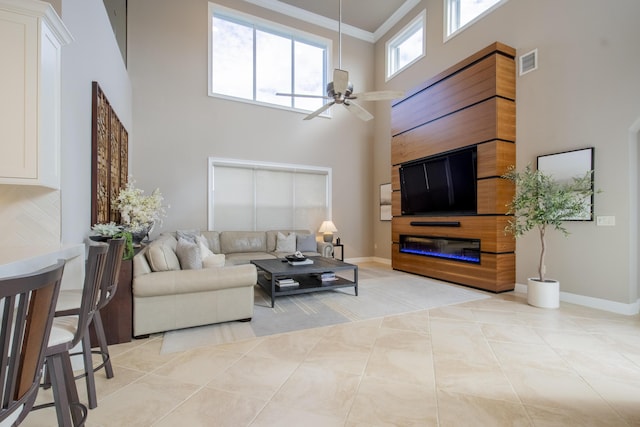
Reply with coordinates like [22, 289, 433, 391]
[209, 159, 330, 232]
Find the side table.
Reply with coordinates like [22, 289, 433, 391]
[90, 258, 133, 346]
[332, 243, 344, 261]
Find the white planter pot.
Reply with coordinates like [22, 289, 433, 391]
[527, 278, 559, 308]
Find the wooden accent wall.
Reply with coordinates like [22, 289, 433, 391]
[390, 42, 516, 292]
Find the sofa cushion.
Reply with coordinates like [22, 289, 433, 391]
[276, 232, 296, 253]
[200, 231, 221, 254]
[176, 238, 202, 270]
[146, 236, 180, 272]
[203, 253, 226, 268]
[219, 231, 266, 254]
[224, 252, 276, 265]
[296, 233, 317, 252]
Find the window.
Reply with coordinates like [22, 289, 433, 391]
[208, 158, 331, 232]
[445, 0, 508, 39]
[386, 11, 426, 81]
[208, 3, 329, 114]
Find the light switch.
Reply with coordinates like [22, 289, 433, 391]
[596, 216, 615, 226]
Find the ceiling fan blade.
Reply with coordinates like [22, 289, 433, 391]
[303, 102, 335, 120]
[276, 92, 331, 99]
[343, 101, 373, 121]
[333, 69, 349, 96]
[351, 90, 405, 101]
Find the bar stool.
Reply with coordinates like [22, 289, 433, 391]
[55, 238, 125, 409]
[0, 260, 65, 427]
[39, 244, 108, 426]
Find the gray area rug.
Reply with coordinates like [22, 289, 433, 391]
[161, 265, 489, 354]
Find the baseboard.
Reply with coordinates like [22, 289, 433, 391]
[346, 256, 390, 265]
[514, 283, 640, 315]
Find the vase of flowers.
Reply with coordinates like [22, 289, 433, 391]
[113, 179, 166, 244]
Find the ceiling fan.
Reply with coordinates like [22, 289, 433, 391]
[276, 0, 404, 121]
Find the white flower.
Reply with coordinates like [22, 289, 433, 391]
[113, 179, 166, 232]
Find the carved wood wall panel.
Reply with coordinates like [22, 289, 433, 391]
[91, 82, 128, 226]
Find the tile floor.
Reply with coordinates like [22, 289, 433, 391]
[24, 263, 640, 426]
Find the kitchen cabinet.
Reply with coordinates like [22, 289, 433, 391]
[0, 0, 72, 188]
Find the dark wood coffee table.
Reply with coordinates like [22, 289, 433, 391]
[251, 257, 358, 307]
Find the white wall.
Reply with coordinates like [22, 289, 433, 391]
[59, 0, 132, 244]
[373, 0, 640, 305]
[127, 0, 375, 258]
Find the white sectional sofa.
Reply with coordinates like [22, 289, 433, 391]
[132, 230, 332, 335]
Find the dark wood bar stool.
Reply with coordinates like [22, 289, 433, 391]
[54, 238, 125, 409]
[0, 260, 65, 426]
[37, 244, 108, 426]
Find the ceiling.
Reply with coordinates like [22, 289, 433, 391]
[243, 0, 421, 42]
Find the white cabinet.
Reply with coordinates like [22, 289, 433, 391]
[0, 0, 72, 189]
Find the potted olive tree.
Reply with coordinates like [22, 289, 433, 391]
[502, 164, 595, 308]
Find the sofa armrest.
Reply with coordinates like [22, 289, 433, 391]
[133, 264, 257, 298]
[317, 241, 333, 258]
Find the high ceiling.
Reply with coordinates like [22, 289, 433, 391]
[244, 0, 421, 42]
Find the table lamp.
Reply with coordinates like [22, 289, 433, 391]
[318, 220, 338, 243]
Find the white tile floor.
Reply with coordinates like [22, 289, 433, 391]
[24, 263, 640, 426]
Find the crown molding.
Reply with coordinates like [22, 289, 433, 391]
[243, 0, 419, 43]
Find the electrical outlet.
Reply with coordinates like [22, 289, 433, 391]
[596, 216, 615, 226]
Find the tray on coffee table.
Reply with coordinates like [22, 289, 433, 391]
[251, 257, 358, 308]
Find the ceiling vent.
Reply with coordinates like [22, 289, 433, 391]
[519, 49, 538, 76]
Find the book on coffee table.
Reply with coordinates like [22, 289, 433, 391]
[288, 259, 313, 266]
[276, 277, 299, 288]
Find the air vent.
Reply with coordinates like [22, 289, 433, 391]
[519, 49, 538, 76]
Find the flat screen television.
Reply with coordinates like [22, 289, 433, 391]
[399, 146, 477, 216]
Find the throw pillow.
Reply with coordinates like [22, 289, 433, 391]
[203, 253, 226, 268]
[176, 229, 200, 243]
[275, 232, 296, 253]
[175, 237, 203, 270]
[296, 233, 317, 252]
[197, 235, 214, 258]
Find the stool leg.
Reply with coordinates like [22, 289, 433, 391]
[92, 311, 114, 378]
[47, 354, 73, 427]
[82, 330, 98, 409]
[61, 350, 85, 425]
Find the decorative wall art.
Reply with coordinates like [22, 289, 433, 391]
[91, 81, 129, 225]
[537, 147, 594, 221]
[380, 183, 392, 221]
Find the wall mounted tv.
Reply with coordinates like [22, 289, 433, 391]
[400, 146, 477, 216]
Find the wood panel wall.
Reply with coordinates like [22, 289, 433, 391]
[390, 42, 516, 292]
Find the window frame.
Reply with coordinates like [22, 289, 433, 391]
[385, 10, 426, 82]
[208, 2, 331, 115]
[444, 0, 509, 41]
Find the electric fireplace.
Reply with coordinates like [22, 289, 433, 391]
[399, 235, 481, 264]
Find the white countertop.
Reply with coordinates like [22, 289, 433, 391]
[0, 244, 85, 280]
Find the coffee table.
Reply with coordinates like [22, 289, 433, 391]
[251, 257, 358, 307]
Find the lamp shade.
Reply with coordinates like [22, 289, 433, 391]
[318, 221, 338, 233]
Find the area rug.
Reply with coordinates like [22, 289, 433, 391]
[160, 266, 489, 354]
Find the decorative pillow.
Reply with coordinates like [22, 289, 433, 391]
[296, 233, 317, 252]
[176, 229, 200, 243]
[145, 239, 180, 272]
[197, 235, 214, 258]
[175, 238, 202, 270]
[276, 232, 296, 253]
[203, 253, 226, 268]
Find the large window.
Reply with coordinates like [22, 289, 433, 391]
[208, 3, 329, 113]
[445, 0, 508, 39]
[208, 158, 331, 232]
[386, 10, 426, 81]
